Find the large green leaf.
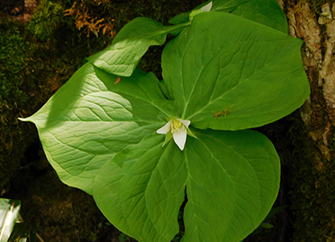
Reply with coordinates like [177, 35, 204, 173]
[169, 0, 287, 33]
[93, 134, 187, 242]
[86, 17, 190, 77]
[227, 0, 288, 33]
[20, 63, 175, 194]
[181, 129, 279, 242]
[162, 12, 309, 131]
[93, 129, 280, 242]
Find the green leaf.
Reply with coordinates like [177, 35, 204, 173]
[227, 0, 288, 33]
[93, 129, 280, 242]
[19, 63, 175, 194]
[162, 12, 309, 131]
[182, 129, 279, 242]
[93, 134, 187, 242]
[86, 17, 190, 77]
[169, 0, 287, 33]
[0, 199, 21, 242]
[260, 223, 274, 229]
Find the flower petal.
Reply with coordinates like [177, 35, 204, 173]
[173, 128, 187, 151]
[201, 2, 212, 12]
[177, 118, 191, 128]
[157, 121, 171, 134]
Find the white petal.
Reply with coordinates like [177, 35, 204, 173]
[173, 128, 187, 151]
[201, 2, 212, 12]
[157, 121, 171, 134]
[177, 118, 191, 128]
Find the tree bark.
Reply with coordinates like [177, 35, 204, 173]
[280, 1, 335, 240]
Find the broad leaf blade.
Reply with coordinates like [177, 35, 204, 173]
[86, 17, 190, 77]
[228, 0, 288, 33]
[169, 0, 287, 33]
[93, 134, 187, 242]
[20, 63, 175, 194]
[182, 129, 280, 242]
[162, 12, 309, 130]
[94, 129, 279, 242]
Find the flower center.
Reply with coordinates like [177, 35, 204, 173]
[171, 119, 184, 133]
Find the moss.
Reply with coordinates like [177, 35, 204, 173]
[0, 17, 33, 191]
[0, 19, 27, 110]
[27, 0, 64, 41]
[0, 0, 94, 192]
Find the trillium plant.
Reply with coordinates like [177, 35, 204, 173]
[20, 0, 310, 241]
[157, 118, 192, 151]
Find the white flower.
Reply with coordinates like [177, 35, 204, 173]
[200, 2, 213, 12]
[189, 2, 213, 21]
[157, 118, 191, 151]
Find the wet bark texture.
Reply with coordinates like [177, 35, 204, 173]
[279, 0, 335, 241]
